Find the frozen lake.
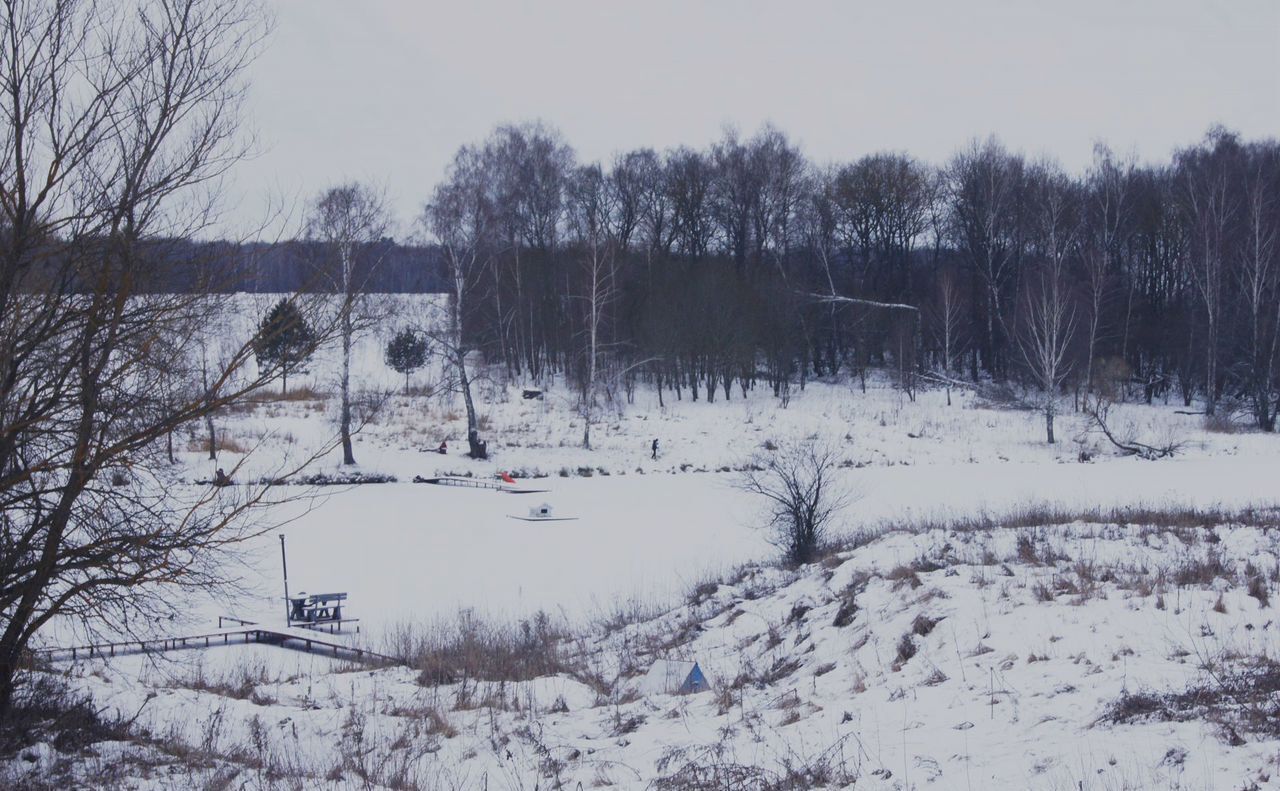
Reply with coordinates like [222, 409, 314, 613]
[209, 454, 1278, 638]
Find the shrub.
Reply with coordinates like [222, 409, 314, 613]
[895, 634, 917, 665]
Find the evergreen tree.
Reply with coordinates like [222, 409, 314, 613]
[253, 299, 316, 394]
[385, 328, 429, 393]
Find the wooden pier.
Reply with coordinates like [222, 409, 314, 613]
[33, 628, 403, 667]
[413, 475, 546, 493]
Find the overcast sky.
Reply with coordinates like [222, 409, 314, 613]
[224, 0, 1279, 237]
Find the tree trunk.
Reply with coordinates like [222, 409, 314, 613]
[340, 305, 355, 465]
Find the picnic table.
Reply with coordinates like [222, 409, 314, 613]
[288, 592, 347, 626]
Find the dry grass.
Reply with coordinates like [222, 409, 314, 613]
[1100, 656, 1280, 738]
[383, 610, 576, 688]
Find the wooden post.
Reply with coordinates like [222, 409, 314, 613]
[279, 534, 291, 627]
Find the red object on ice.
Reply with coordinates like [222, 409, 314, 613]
[500, 471, 516, 484]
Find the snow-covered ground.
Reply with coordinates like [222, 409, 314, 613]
[6, 295, 1279, 789]
[14, 514, 1280, 789]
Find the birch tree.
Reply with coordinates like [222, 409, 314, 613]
[1018, 265, 1077, 443]
[307, 183, 390, 465]
[566, 165, 618, 450]
[1238, 145, 1280, 430]
[424, 146, 496, 459]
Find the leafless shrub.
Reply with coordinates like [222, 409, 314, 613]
[1246, 563, 1271, 607]
[1033, 582, 1056, 602]
[885, 565, 922, 590]
[895, 634, 917, 665]
[832, 586, 860, 628]
[738, 439, 850, 565]
[911, 614, 940, 636]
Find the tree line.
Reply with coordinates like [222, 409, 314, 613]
[411, 122, 1278, 440]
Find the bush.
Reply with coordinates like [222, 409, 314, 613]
[738, 439, 849, 566]
[0, 674, 132, 756]
[895, 633, 917, 665]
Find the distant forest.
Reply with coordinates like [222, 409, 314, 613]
[184, 122, 1277, 431]
[145, 238, 447, 293]
[407, 122, 1279, 431]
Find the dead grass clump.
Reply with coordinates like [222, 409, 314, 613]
[895, 634, 917, 665]
[1174, 551, 1233, 587]
[759, 656, 803, 685]
[653, 740, 855, 790]
[886, 565, 922, 590]
[1245, 562, 1271, 608]
[1033, 582, 1056, 602]
[610, 711, 646, 736]
[832, 589, 859, 628]
[173, 659, 273, 702]
[1100, 657, 1280, 738]
[911, 614, 940, 637]
[923, 668, 948, 686]
[0, 674, 134, 756]
[687, 580, 720, 607]
[1016, 532, 1038, 563]
[389, 610, 574, 686]
[255, 385, 329, 403]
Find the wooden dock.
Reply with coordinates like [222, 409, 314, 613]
[33, 628, 403, 667]
[413, 475, 547, 494]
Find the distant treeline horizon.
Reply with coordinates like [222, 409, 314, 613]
[144, 122, 1279, 432]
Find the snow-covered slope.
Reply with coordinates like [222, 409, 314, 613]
[9, 512, 1278, 789]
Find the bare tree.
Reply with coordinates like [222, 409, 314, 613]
[1177, 130, 1240, 416]
[945, 138, 1025, 379]
[931, 266, 965, 405]
[0, 0, 344, 715]
[1081, 144, 1132, 396]
[738, 440, 848, 565]
[423, 145, 495, 459]
[566, 165, 619, 450]
[1237, 145, 1280, 430]
[307, 183, 391, 465]
[1018, 265, 1077, 443]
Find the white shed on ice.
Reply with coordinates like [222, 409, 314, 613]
[637, 659, 709, 695]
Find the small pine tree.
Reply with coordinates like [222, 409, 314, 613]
[385, 327, 429, 393]
[253, 298, 316, 394]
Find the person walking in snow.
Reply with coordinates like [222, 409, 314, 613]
[651, 438, 659, 460]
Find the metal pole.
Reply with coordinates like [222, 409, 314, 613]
[279, 533, 290, 626]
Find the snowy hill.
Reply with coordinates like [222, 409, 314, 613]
[7, 508, 1279, 789]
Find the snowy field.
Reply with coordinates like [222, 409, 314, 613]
[9, 295, 1280, 789]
